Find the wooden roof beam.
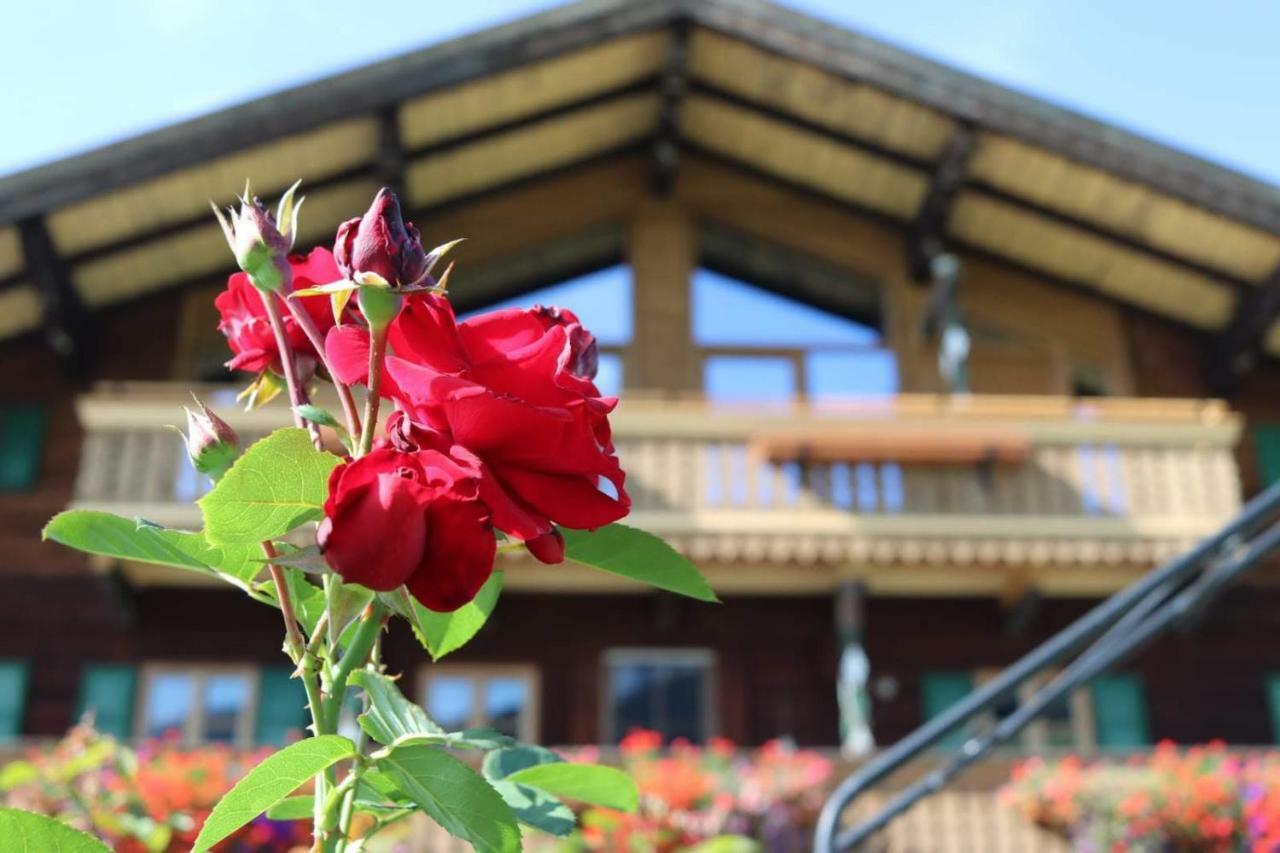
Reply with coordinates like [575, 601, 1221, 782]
[908, 124, 976, 282]
[376, 107, 406, 198]
[651, 20, 691, 194]
[18, 216, 90, 375]
[1208, 263, 1280, 393]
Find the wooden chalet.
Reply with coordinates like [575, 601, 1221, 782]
[2, 0, 1280, 786]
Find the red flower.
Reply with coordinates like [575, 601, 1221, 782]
[325, 294, 629, 560]
[216, 248, 340, 373]
[334, 188, 427, 287]
[317, 447, 496, 612]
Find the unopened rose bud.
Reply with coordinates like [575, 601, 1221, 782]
[525, 528, 565, 564]
[334, 188, 428, 287]
[211, 181, 303, 293]
[182, 400, 240, 480]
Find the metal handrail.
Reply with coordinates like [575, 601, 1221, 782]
[814, 480, 1280, 851]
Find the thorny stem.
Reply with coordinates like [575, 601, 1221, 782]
[284, 297, 363, 441]
[257, 289, 323, 449]
[357, 326, 388, 457]
[260, 542, 306, 664]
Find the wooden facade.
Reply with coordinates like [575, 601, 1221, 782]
[1, 0, 1280, 779]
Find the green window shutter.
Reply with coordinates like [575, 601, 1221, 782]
[0, 405, 46, 491]
[1254, 425, 1280, 487]
[1265, 675, 1280, 742]
[0, 661, 30, 739]
[77, 665, 137, 739]
[921, 671, 973, 747]
[255, 665, 308, 745]
[1091, 673, 1150, 748]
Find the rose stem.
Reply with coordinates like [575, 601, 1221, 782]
[356, 326, 388, 457]
[257, 289, 324, 450]
[284, 298, 363, 441]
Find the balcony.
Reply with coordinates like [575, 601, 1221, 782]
[72, 383, 1242, 594]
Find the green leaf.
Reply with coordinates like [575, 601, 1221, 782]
[507, 763, 638, 812]
[0, 808, 111, 852]
[562, 524, 717, 602]
[193, 735, 355, 852]
[396, 571, 503, 660]
[687, 837, 763, 853]
[199, 428, 339, 545]
[265, 795, 313, 821]
[376, 743, 521, 853]
[351, 669, 443, 746]
[492, 780, 574, 837]
[43, 511, 260, 583]
[294, 404, 343, 431]
[483, 745, 563, 781]
[0, 760, 38, 790]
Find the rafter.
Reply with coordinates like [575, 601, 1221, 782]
[908, 125, 976, 282]
[1208, 263, 1280, 393]
[651, 19, 691, 194]
[376, 107, 406, 197]
[18, 216, 89, 374]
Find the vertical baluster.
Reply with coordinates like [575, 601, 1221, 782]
[73, 431, 109, 502]
[144, 429, 178, 503]
[115, 430, 148, 505]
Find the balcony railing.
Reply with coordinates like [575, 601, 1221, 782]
[73, 383, 1242, 588]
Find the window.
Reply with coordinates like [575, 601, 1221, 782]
[420, 665, 539, 742]
[691, 269, 895, 402]
[0, 405, 46, 491]
[77, 664, 138, 739]
[602, 649, 715, 743]
[922, 669, 1101, 752]
[137, 665, 257, 745]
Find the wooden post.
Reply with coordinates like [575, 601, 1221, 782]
[626, 201, 699, 393]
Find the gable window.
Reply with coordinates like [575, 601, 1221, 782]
[602, 648, 715, 743]
[420, 665, 539, 742]
[692, 269, 895, 403]
[137, 665, 257, 745]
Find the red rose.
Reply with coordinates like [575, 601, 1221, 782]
[316, 447, 496, 612]
[333, 188, 428, 287]
[323, 294, 629, 561]
[215, 247, 340, 373]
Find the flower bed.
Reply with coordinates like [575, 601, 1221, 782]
[1002, 741, 1280, 851]
[0, 722, 308, 851]
[550, 730, 835, 852]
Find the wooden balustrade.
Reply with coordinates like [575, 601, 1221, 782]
[71, 383, 1243, 582]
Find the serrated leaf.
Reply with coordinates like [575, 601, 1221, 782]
[399, 572, 503, 660]
[43, 511, 260, 583]
[507, 763, 638, 812]
[492, 780, 575, 837]
[351, 670, 443, 746]
[192, 735, 355, 852]
[199, 428, 339, 545]
[376, 743, 521, 853]
[0, 808, 111, 852]
[562, 524, 717, 602]
[258, 544, 327, 574]
[482, 745, 563, 781]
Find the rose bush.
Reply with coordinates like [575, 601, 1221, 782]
[40, 182, 714, 853]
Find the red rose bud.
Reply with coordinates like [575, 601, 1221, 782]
[211, 181, 302, 293]
[334, 188, 428, 288]
[317, 448, 496, 612]
[525, 528, 565, 564]
[181, 399, 239, 479]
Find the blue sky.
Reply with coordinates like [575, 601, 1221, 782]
[3, 1, 1276, 399]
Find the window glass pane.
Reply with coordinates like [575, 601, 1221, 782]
[426, 677, 474, 730]
[144, 673, 195, 740]
[462, 265, 632, 346]
[662, 665, 706, 742]
[484, 678, 529, 738]
[807, 350, 899, 399]
[202, 675, 250, 743]
[704, 356, 795, 403]
[611, 663, 657, 741]
[608, 657, 710, 743]
[693, 270, 880, 347]
[595, 353, 622, 398]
